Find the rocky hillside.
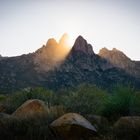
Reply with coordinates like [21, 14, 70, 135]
[99, 47, 140, 78]
[0, 35, 139, 93]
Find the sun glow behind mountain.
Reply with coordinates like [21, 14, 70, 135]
[34, 34, 72, 71]
[66, 35, 74, 48]
[57, 22, 82, 47]
[59, 33, 73, 48]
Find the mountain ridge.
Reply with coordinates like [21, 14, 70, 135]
[99, 47, 140, 77]
[0, 35, 139, 93]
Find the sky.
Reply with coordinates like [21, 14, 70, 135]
[0, 0, 140, 60]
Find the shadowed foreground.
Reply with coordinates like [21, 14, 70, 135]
[0, 85, 140, 140]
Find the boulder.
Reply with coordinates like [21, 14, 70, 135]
[50, 113, 97, 140]
[85, 115, 109, 134]
[113, 116, 140, 140]
[12, 99, 48, 118]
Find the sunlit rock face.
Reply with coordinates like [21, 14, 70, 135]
[99, 47, 133, 68]
[12, 99, 48, 118]
[99, 48, 140, 78]
[34, 34, 71, 72]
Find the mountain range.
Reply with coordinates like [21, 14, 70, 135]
[0, 34, 139, 93]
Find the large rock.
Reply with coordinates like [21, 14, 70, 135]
[85, 115, 109, 134]
[50, 113, 97, 140]
[12, 99, 48, 118]
[113, 116, 140, 140]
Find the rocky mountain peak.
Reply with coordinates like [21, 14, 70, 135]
[35, 38, 58, 54]
[72, 36, 94, 55]
[98, 47, 136, 72]
[34, 34, 71, 72]
[98, 47, 109, 55]
[99, 47, 121, 55]
[59, 33, 69, 46]
[112, 48, 119, 52]
[99, 47, 130, 61]
[46, 38, 58, 47]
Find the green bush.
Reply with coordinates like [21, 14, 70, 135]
[61, 84, 108, 115]
[129, 91, 140, 115]
[101, 85, 139, 120]
[0, 94, 6, 102]
[1, 85, 140, 121]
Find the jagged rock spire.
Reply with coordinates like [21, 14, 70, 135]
[72, 36, 94, 55]
[46, 38, 58, 46]
[59, 33, 69, 46]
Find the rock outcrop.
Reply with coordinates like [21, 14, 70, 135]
[85, 115, 109, 134]
[99, 47, 140, 78]
[12, 99, 48, 118]
[114, 116, 140, 140]
[50, 113, 97, 140]
[59, 33, 70, 47]
[71, 35, 94, 55]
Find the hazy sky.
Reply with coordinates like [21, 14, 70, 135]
[0, 0, 140, 60]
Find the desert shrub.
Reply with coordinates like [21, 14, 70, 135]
[1, 84, 140, 120]
[61, 84, 108, 115]
[0, 94, 6, 102]
[101, 85, 139, 120]
[129, 91, 140, 115]
[46, 105, 66, 118]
